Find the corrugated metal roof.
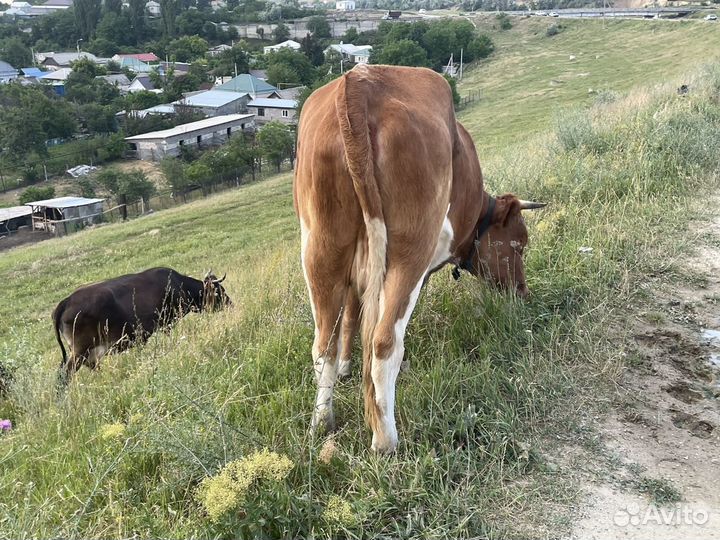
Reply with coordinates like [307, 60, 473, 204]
[248, 98, 297, 109]
[21, 67, 47, 77]
[0, 206, 32, 222]
[25, 196, 105, 209]
[174, 90, 247, 108]
[216, 74, 277, 95]
[125, 113, 255, 141]
[38, 67, 72, 80]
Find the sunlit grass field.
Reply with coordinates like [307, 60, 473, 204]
[1, 21, 719, 538]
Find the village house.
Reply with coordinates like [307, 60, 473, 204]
[246, 97, 297, 126]
[263, 40, 301, 55]
[325, 43, 372, 64]
[125, 114, 254, 160]
[173, 90, 249, 117]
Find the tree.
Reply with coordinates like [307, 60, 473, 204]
[167, 35, 208, 62]
[80, 103, 116, 133]
[306, 16, 330, 38]
[257, 121, 294, 172]
[443, 74, 460, 107]
[273, 22, 290, 43]
[104, 0, 122, 15]
[421, 23, 456, 69]
[301, 32, 324, 66]
[159, 0, 178, 37]
[160, 156, 190, 197]
[0, 37, 32, 68]
[19, 185, 55, 205]
[266, 48, 316, 86]
[342, 26, 359, 43]
[176, 9, 206, 36]
[373, 39, 428, 67]
[74, 0, 102, 40]
[98, 168, 155, 204]
[467, 35, 494, 61]
[210, 44, 249, 77]
[78, 178, 96, 198]
[95, 11, 132, 46]
[128, 0, 146, 44]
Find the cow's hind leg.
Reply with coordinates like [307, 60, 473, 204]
[301, 221, 352, 434]
[338, 287, 359, 379]
[369, 265, 426, 453]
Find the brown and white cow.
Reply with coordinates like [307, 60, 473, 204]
[294, 65, 545, 452]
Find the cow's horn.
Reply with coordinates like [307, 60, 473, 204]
[204, 269, 213, 280]
[519, 200, 547, 210]
[214, 273, 227, 283]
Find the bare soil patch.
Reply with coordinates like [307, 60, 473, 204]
[570, 203, 720, 539]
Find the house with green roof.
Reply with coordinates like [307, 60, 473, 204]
[215, 74, 279, 98]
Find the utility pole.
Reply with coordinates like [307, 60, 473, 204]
[76, 38, 83, 54]
[459, 48, 463, 80]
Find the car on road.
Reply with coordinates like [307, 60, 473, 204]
[705, 14, 717, 20]
[549, 11, 559, 17]
[534, 11, 547, 15]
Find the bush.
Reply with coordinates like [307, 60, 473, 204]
[22, 165, 40, 184]
[19, 185, 55, 205]
[546, 25, 560, 37]
[496, 13, 512, 30]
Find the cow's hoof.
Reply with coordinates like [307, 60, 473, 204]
[371, 432, 398, 454]
[311, 410, 336, 436]
[337, 359, 352, 379]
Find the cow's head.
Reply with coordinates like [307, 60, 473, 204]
[202, 271, 232, 310]
[470, 194, 546, 298]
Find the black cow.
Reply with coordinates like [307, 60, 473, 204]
[52, 267, 231, 386]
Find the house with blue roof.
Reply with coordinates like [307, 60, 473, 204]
[215, 74, 279, 98]
[0, 60, 19, 83]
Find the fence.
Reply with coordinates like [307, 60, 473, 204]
[457, 90, 481, 110]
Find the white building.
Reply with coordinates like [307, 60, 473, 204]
[208, 44, 232, 56]
[247, 97, 297, 126]
[0, 60, 18, 83]
[263, 39, 301, 55]
[173, 90, 249, 117]
[125, 114, 255, 161]
[325, 43, 372, 64]
[145, 0, 160, 16]
[335, 0, 355, 10]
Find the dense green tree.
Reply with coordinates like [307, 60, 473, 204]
[74, 0, 102, 39]
[33, 8, 78, 48]
[19, 185, 55, 204]
[160, 156, 190, 195]
[128, 0, 147, 44]
[273, 22, 290, 43]
[87, 37, 120, 56]
[104, 0, 122, 15]
[257, 121, 294, 172]
[176, 9, 206, 36]
[342, 26, 359, 43]
[301, 32, 324, 66]
[373, 39, 428, 67]
[467, 35, 494, 61]
[0, 37, 32, 68]
[167, 35, 208, 62]
[80, 103, 116, 133]
[266, 48, 316, 86]
[159, 0, 178, 37]
[95, 11, 132, 46]
[98, 168, 155, 204]
[210, 43, 249, 76]
[306, 15, 331, 38]
[421, 23, 456, 69]
[443, 74, 460, 106]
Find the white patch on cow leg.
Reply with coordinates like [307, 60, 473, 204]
[312, 324, 343, 433]
[300, 218, 318, 326]
[430, 211, 455, 270]
[370, 276, 424, 452]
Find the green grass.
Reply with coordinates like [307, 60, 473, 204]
[458, 17, 720, 153]
[1, 26, 720, 539]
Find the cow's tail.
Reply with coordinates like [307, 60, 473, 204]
[335, 67, 387, 436]
[52, 298, 68, 386]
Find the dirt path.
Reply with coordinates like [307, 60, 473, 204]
[571, 205, 720, 539]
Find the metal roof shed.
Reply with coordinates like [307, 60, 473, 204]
[0, 206, 32, 235]
[26, 196, 105, 236]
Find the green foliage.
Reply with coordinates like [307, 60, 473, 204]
[373, 39, 428, 67]
[496, 12, 513, 30]
[167, 35, 209, 62]
[265, 48, 316, 87]
[78, 177, 96, 198]
[306, 15, 331, 38]
[18, 185, 54, 204]
[95, 11, 132, 47]
[546, 24, 560, 37]
[74, 0, 102, 40]
[98, 167, 156, 204]
[160, 0, 178, 37]
[209, 44, 250, 77]
[160, 156, 190, 194]
[444, 74, 461, 107]
[0, 37, 31, 68]
[273, 22, 290, 43]
[257, 121, 294, 172]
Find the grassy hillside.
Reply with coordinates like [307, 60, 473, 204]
[1, 27, 719, 539]
[459, 17, 720, 152]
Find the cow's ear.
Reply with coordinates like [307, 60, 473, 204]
[492, 195, 522, 226]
